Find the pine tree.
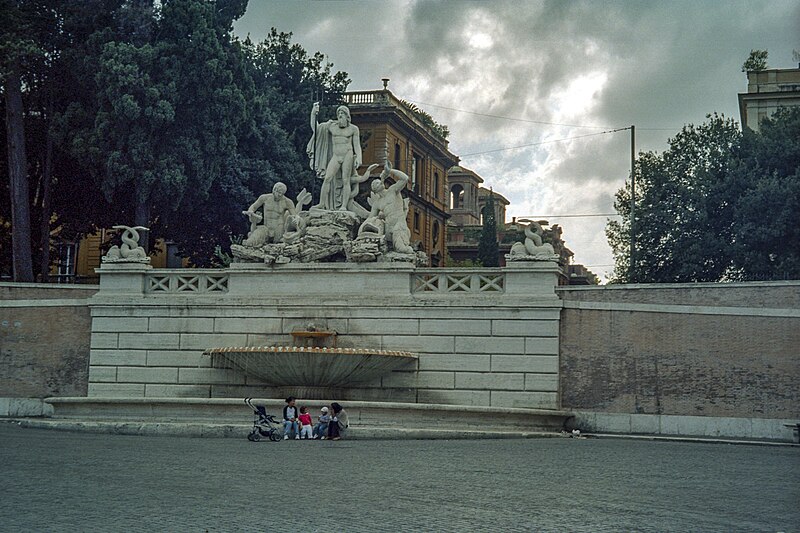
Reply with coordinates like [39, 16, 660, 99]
[477, 193, 499, 267]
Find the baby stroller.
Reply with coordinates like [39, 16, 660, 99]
[244, 398, 282, 442]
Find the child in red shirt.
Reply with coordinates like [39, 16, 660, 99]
[298, 406, 313, 439]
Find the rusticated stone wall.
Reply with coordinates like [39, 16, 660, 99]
[1, 283, 97, 398]
[558, 282, 800, 419]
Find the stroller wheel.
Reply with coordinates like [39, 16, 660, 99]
[248, 429, 261, 442]
[269, 431, 282, 442]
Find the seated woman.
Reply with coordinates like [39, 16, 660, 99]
[326, 402, 349, 441]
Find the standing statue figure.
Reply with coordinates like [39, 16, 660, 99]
[359, 161, 413, 254]
[307, 102, 362, 211]
[242, 182, 311, 247]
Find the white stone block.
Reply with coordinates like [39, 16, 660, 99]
[144, 384, 211, 398]
[90, 349, 147, 366]
[336, 335, 383, 350]
[490, 391, 558, 409]
[326, 319, 348, 334]
[178, 367, 246, 385]
[592, 413, 633, 433]
[90, 333, 118, 349]
[382, 335, 454, 354]
[419, 319, 491, 337]
[630, 414, 661, 434]
[92, 317, 149, 333]
[214, 318, 282, 334]
[88, 366, 117, 383]
[417, 389, 491, 406]
[524, 337, 559, 355]
[491, 355, 558, 373]
[179, 333, 248, 350]
[149, 317, 214, 333]
[456, 372, 524, 391]
[117, 367, 179, 384]
[455, 337, 524, 355]
[88, 383, 145, 397]
[381, 371, 455, 389]
[491, 320, 559, 337]
[418, 353, 490, 372]
[146, 350, 211, 367]
[0, 398, 47, 417]
[349, 318, 419, 335]
[118, 333, 180, 350]
[523, 373, 559, 392]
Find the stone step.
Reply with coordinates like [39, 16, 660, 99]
[44, 397, 573, 434]
[10, 418, 564, 440]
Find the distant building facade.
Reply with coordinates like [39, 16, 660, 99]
[444, 165, 597, 283]
[738, 66, 800, 131]
[345, 88, 459, 266]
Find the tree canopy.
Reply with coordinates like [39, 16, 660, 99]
[477, 193, 499, 267]
[742, 49, 768, 72]
[607, 108, 800, 283]
[1, 0, 350, 276]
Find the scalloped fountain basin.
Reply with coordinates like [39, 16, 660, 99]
[204, 346, 418, 387]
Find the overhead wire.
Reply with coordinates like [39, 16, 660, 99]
[407, 99, 681, 131]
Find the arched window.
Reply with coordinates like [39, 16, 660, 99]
[432, 221, 440, 246]
[450, 184, 464, 209]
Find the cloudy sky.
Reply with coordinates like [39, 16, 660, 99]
[234, 0, 799, 281]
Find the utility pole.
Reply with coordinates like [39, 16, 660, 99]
[629, 124, 636, 283]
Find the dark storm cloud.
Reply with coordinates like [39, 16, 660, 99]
[234, 0, 799, 278]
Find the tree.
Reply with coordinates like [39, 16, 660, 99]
[1, 0, 51, 281]
[606, 114, 741, 282]
[477, 193, 499, 267]
[742, 49, 768, 72]
[728, 107, 800, 279]
[607, 109, 800, 283]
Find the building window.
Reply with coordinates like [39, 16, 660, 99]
[413, 211, 420, 232]
[411, 154, 423, 194]
[432, 221, 440, 246]
[394, 142, 401, 171]
[56, 241, 78, 283]
[433, 172, 439, 200]
[450, 184, 464, 209]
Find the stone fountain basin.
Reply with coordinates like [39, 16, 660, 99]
[204, 346, 418, 387]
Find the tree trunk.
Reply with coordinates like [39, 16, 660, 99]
[134, 191, 151, 253]
[5, 66, 34, 282]
[39, 91, 54, 282]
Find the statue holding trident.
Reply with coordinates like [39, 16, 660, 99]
[307, 102, 362, 211]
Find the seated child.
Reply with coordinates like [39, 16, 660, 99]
[313, 406, 330, 439]
[298, 406, 313, 439]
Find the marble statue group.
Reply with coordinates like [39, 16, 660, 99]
[101, 101, 559, 267]
[230, 102, 425, 265]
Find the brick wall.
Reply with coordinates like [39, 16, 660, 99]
[1, 283, 97, 397]
[558, 282, 800, 419]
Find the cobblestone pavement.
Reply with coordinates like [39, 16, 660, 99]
[1, 423, 797, 532]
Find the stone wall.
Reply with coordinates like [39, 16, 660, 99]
[86, 263, 562, 409]
[1, 283, 97, 398]
[558, 282, 800, 419]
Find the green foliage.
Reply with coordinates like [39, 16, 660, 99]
[742, 49, 768, 72]
[444, 254, 482, 268]
[727, 107, 800, 278]
[1, 1, 351, 267]
[477, 194, 499, 267]
[401, 100, 449, 140]
[607, 109, 800, 282]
